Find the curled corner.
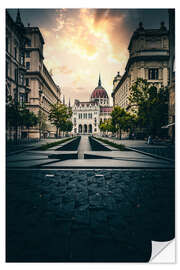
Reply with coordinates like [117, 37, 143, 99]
[150, 240, 175, 263]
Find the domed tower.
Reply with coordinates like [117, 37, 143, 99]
[113, 72, 122, 89]
[90, 74, 109, 106]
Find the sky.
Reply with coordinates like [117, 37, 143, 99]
[7, 8, 169, 105]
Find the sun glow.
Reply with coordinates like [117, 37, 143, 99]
[40, 8, 130, 103]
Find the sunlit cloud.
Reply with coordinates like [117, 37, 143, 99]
[54, 65, 72, 75]
[7, 8, 169, 104]
[39, 9, 140, 103]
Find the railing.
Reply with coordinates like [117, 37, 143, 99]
[7, 138, 40, 145]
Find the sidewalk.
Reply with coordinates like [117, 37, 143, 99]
[96, 136, 175, 160]
[96, 136, 152, 148]
[6, 137, 70, 155]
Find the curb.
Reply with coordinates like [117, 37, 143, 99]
[125, 146, 175, 163]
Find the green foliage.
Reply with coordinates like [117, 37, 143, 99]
[99, 119, 114, 133]
[38, 110, 48, 135]
[6, 100, 38, 129]
[6, 98, 38, 140]
[35, 137, 75, 151]
[21, 109, 38, 129]
[6, 102, 22, 129]
[111, 106, 136, 139]
[94, 137, 127, 151]
[129, 78, 169, 136]
[48, 103, 72, 134]
[64, 120, 73, 132]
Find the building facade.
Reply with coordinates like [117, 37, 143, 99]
[112, 22, 170, 110]
[168, 9, 175, 142]
[24, 26, 61, 138]
[6, 10, 61, 140]
[6, 10, 29, 140]
[72, 76, 112, 135]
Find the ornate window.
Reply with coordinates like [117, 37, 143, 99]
[26, 51, 31, 58]
[27, 39, 31, 47]
[148, 68, 159, 80]
[26, 62, 30, 70]
[78, 113, 82, 119]
[26, 78, 30, 86]
[14, 47, 17, 59]
[19, 94, 25, 106]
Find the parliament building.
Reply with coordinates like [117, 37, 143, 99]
[72, 75, 113, 135]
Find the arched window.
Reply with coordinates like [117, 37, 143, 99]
[78, 124, 82, 133]
[89, 124, 92, 133]
[84, 124, 87, 133]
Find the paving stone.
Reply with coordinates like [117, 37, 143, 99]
[63, 201, 75, 212]
[75, 191, 89, 206]
[87, 183, 98, 195]
[69, 230, 92, 261]
[74, 209, 90, 224]
[76, 183, 87, 192]
[104, 195, 117, 211]
[6, 168, 175, 262]
[89, 193, 104, 209]
[92, 238, 119, 262]
[62, 190, 75, 202]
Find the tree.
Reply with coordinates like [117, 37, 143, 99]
[111, 106, 131, 139]
[21, 109, 38, 140]
[99, 121, 107, 135]
[60, 120, 73, 135]
[129, 78, 169, 137]
[99, 119, 115, 135]
[6, 101, 22, 141]
[38, 110, 48, 138]
[6, 98, 38, 142]
[48, 103, 72, 137]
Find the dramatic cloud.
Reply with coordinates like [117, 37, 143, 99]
[8, 9, 169, 104]
[55, 65, 72, 75]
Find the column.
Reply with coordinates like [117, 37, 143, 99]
[163, 67, 168, 86]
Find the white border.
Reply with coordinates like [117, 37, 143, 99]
[1, 0, 178, 268]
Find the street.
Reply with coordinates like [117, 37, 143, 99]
[6, 136, 175, 262]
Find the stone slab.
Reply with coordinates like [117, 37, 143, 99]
[84, 151, 166, 162]
[6, 159, 59, 168]
[7, 154, 49, 162]
[47, 143, 68, 150]
[48, 138, 76, 150]
[48, 151, 78, 160]
[42, 158, 174, 169]
[78, 135, 91, 159]
[25, 150, 53, 156]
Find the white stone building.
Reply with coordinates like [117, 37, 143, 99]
[72, 76, 113, 135]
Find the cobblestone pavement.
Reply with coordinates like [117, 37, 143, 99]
[6, 169, 175, 262]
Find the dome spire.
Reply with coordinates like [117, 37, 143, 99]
[98, 73, 102, 87]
